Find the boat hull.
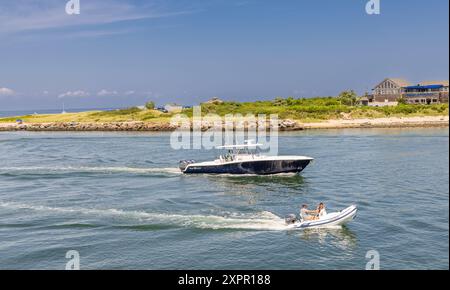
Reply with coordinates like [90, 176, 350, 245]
[183, 159, 312, 175]
[288, 205, 358, 229]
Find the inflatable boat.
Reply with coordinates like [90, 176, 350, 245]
[285, 205, 357, 229]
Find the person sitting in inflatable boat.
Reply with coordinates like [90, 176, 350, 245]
[314, 202, 327, 220]
[300, 204, 316, 221]
[300, 203, 327, 221]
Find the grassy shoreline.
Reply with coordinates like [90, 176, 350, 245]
[0, 98, 448, 131]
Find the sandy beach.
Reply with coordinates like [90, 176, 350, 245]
[301, 115, 449, 129]
[0, 116, 448, 132]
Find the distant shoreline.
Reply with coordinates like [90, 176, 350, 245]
[0, 107, 121, 118]
[0, 116, 448, 132]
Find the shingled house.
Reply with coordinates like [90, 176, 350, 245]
[404, 81, 449, 104]
[370, 78, 449, 105]
[372, 78, 411, 102]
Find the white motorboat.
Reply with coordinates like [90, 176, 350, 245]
[179, 141, 314, 175]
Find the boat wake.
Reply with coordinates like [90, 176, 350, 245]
[0, 166, 181, 176]
[0, 201, 288, 231]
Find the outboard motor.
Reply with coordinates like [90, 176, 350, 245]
[285, 214, 297, 225]
[179, 160, 196, 171]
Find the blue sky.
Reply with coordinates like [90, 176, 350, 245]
[0, 0, 449, 110]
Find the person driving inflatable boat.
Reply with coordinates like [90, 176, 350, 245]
[300, 204, 315, 221]
[300, 203, 327, 221]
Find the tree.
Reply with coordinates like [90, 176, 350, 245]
[145, 101, 155, 110]
[337, 90, 358, 106]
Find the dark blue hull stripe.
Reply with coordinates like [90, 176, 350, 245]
[184, 160, 311, 175]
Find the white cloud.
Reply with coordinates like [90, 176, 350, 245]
[125, 90, 135, 95]
[97, 89, 118, 96]
[58, 90, 90, 98]
[64, 28, 134, 39]
[0, 87, 16, 96]
[0, 0, 193, 35]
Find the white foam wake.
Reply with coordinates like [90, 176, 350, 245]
[0, 166, 181, 175]
[0, 201, 288, 231]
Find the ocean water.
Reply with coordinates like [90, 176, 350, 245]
[0, 128, 448, 270]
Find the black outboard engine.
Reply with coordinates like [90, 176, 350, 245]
[179, 160, 196, 171]
[285, 214, 297, 225]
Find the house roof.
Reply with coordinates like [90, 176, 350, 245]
[419, 80, 449, 87]
[205, 97, 224, 104]
[374, 78, 411, 89]
[388, 78, 411, 87]
[374, 78, 449, 90]
[405, 85, 444, 90]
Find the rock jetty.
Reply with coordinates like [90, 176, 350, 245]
[0, 119, 304, 132]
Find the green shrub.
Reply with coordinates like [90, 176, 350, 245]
[145, 101, 155, 110]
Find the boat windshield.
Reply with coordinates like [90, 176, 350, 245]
[218, 147, 260, 162]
